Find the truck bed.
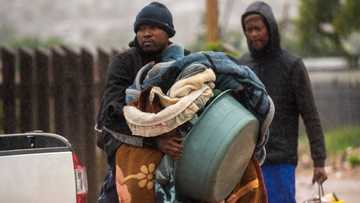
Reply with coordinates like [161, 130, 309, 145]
[0, 133, 86, 203]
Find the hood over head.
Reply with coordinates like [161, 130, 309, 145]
[241, 1, 281, 58]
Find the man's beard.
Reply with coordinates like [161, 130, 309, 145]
[141, 43, 168, 55]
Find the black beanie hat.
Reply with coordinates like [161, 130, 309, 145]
[134, 2, 176, 38]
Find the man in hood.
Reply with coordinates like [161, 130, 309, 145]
[238, 1, 327, 203]
[96, 2, 185, 202]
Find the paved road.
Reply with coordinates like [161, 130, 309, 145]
[296, 170, 360, 203]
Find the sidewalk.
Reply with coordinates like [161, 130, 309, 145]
[296, 168, 360, 203]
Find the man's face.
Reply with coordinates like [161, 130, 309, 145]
[136, 24, 169, 53]
[244, 14, 269, 51]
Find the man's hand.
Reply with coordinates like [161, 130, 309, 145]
[312, 167, 328, 184]
[156, 135, 183, 160]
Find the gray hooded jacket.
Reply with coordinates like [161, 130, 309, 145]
[238, 1, 326, 167]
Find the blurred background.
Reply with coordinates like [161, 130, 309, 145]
[0, 0, 359, 202]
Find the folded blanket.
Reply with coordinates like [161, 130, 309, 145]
[123, 67, 215, 137]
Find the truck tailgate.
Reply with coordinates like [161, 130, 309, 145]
[0, 149, 77, 203]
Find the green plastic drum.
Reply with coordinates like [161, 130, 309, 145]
[175, 90, 259, 202]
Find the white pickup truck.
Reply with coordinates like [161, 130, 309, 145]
[0, 132, 88, 203]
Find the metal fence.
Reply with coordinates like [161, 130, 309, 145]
[312, 81, 360, 130]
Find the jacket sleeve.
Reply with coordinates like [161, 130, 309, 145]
[101, 54, 133, 133]
[99, 54, 157, 149]
[291, 59, 326, 167]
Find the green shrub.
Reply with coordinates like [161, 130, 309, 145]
[347, 154, 360, 167]
[299, 126, 360, 156]
[325, 126, 360, 155]
[204, 42, 240, 58]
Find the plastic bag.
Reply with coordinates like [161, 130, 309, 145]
[303, 183, 344, 203]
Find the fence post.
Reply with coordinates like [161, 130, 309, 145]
[97, 48, 110, 93]
[111, 48, 124, 58]
[80, 48, 97, 202]
[1, 47, 17, 133]
[35, 48, 51, 132]
[62, 47, 81, 143]
[52, 47, 66, 136]
[19, 48, 35, 132]
[95, 47, 110, 189]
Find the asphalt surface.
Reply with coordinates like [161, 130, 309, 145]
[296, 169, 360, 203]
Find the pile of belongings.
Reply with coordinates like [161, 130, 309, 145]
[117, 44, 274, 203]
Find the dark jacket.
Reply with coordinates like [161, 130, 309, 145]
[238, 1, 326, 167]
[96, 44, 162, 156]
[97, 42, 189, 156]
